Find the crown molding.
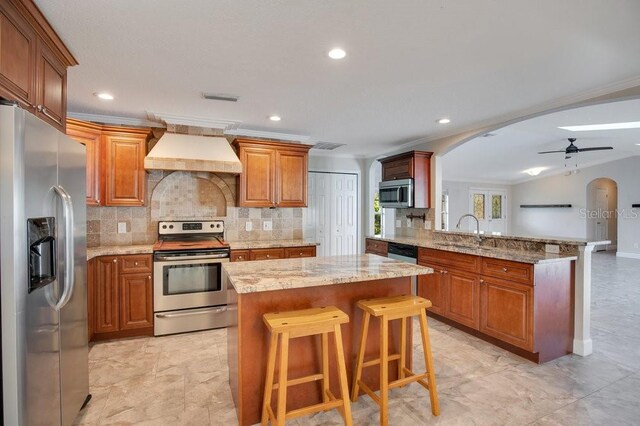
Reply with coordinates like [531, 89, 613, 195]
[67, 112, 164, 128]
[225, 128, 311, 142]
[147, 112, 241, 129]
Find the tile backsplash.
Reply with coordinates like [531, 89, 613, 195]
[87, 170, 304, 247]
[393, 208, 436, 239]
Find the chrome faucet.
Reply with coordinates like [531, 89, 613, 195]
[456, 214, 482, 243]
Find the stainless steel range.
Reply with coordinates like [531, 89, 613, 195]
[153, 220, 230, 336]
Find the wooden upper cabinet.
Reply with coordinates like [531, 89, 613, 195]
[234, 138, 311, 208]
[378, 150, 433, 208]
[276, 149, 308, 207]
[103, 132, 147, 206]
[0, 0, 77, 132]
[35, 38, 65, 129]
[66, 119, 101, 205]
[239, 145, 276, 207]
[67, 120, 149, 206]
[0, 1, 36, 109]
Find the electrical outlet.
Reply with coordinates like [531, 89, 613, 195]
[245, 221, 252, 232]
[545, 244, 560, 254]
[424, 220, 432, 230]
[117, 222, 127, 234]
[263, 220, 272, 231]
[406, 218, 412, 227]
[395, 219, 401, 228]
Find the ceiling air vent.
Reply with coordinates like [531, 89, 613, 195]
[202, 92, 239, 102]
[311, 142, 346, 151]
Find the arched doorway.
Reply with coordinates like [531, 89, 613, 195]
[586, 178, 618, 251]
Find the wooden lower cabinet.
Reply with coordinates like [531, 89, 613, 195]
[446, 269, 480, 330]
[417, 265, 446, 316]
[365, 238, 388, 256]
[88, 254, 153, 341]
[417, 247, 573, 363]
[418, 264, 479, 329]
[480, 276, 533, 351]
[230, 246, 316, 262]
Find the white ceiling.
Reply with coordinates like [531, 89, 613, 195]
[441, 98, 640, 183]
[36, 0, 640, 156]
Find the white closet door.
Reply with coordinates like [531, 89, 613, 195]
[331, 174, 357, 256]
[306, 172, 358, 256]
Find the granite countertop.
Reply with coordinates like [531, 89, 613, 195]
[368, 235, 578, 264]
[228, 239, 319, 250]
[223, 254, 433, 294]
[87, 244, 154, 260]
[433, 230, 610, 247]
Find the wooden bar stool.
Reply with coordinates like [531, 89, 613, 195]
[261, 306, 353, 426]
[351, 295, 439, 425]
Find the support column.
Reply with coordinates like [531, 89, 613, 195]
[573, 244, 595, 356]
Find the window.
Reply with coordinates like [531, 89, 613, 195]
[374, 192, 381, 236]
[473, 194, 485, 220]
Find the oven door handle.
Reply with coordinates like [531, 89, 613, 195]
[154, 253, 229, 261]
[156, 306, 228, 318]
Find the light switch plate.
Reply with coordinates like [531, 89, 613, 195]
[117, 222, 127, 234]
[245, 221, 252, 232]
[545, 244, 560, 254]
[424, 220, 432, 230]
[395, 219, 401, 228]
[263, 220, 272, 231]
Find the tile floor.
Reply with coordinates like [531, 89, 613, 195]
[74, 252, 640, 425]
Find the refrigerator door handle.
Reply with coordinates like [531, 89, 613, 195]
[52, 185, 75, 311]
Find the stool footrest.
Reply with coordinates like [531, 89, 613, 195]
[389, 371, 429, 390]
[272, 373, 324, 390]
[287, 399, 344, 420]
[357, 381, 381, 405]
[362, 353, 401, 368]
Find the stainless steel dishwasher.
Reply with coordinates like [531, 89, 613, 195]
[387, 242, 418, 294]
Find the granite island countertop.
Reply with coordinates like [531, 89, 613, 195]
[228, 239, 319, 250]
[87, 244, 154, 260]
[367, 235, 578, 264]
[223, 254, 433, 294]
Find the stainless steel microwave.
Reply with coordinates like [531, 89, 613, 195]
[379, 179, 413, 208]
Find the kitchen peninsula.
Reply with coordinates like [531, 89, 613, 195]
[223, 254, 433, 426]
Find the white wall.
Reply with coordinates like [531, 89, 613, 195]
[510, 156, 640, 256]
[443, 180, 512, 233]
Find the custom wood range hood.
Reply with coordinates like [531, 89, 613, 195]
[144, 133, 243, 174]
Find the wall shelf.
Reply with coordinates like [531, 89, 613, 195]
[519, 204, 572, 208]
[632, 204, 640, 208]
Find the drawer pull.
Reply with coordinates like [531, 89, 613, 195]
[266, 255, 270, 258]
[480, 279, 485, 284]
[299, 252, 303, 255]
[112, 259, 117, 263]
[135, 262, 138, 266]
[502, 267, 508, 272]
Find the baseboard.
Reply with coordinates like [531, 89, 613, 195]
[616, 252, 640, 260]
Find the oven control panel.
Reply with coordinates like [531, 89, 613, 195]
[158, 220, 224, 235]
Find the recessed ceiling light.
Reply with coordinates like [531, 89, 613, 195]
[94, 92, 114, 100]
[559, 121, 640, 131]
[523, 167, 547, 176]
[436, 118, 451, 124]
[328, 48, 346, 59]
[269, 115, 281, 122]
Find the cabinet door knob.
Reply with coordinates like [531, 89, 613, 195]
[135, 262, 138, 266]
[112, 259, 117, 263]
[480, 279, 485, 284]
[148, 275, 151, 280]
[502, 267, 508, 272]
[266, 255, 270, 258]
[299, 252, 303, 256]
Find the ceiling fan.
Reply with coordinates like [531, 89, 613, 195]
[538, 138, 613, 158]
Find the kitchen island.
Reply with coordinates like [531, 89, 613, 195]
[223, 254, 433, 426]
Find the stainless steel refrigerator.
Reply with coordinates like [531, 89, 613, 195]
[0, 103, 90, 425]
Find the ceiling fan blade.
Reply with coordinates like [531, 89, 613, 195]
[537, 150, 566, 154]
[576, 147, 613, 152]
